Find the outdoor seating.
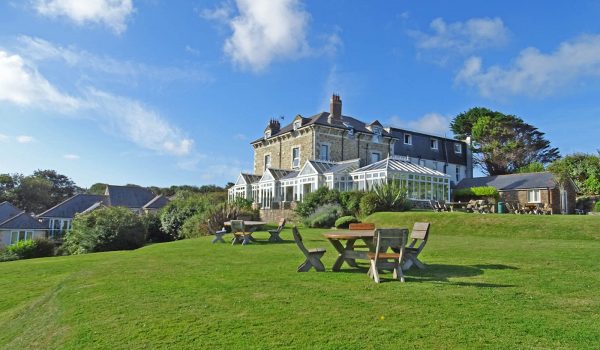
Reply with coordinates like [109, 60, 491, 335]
[211, 227, 228, 243]
[267, 218, 286, 242]
[439, 201, 451, 212]
[429, 200, 442, 212]
[541, 203, 553, 215]
[293, 226, 326, 272]
[231, 220, 252, 245]
[348, 223, 375, 230]
[403, 222, 431, 270]
[366, 228, 409, 283]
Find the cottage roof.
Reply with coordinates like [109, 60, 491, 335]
[143, 195, 170, 209]
[455, 172, 559, 191]
[105, 185, 157, 208]
[0, 202, 23, 223]
[0, 212, 46, 230]
[241, 173, 261, 184]
[352, 157, 449, 177]
[37, 194, 107, 218]
[324, 159, 361, 175]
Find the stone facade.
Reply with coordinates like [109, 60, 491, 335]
[499, 185, 576, 214]
[253, 128, 314, 175]
[315, 126, 393, 166]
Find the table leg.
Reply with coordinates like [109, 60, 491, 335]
[329, 240, 347, 272]
[344, 240, 358, 267]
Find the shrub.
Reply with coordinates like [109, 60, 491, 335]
[65, 206, 146, 254]
[142, 213, 171, 243]
[3, 238, 54, 260]
[295, 187, 340, 218]
[372, 181, 411, 212]
[160, 193, 211, 240]
[180, 212, 210, 239]
[453, 186, 499, 201]
[360, 192, 381, 217]
[339, 191, 365, 216]
[595, 201, 600, 212]
[0, 248, 18, 262]
[335, 216, 359, 229]
[303, 204, 344, 228]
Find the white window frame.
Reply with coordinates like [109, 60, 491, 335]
[291, 146, 301, 169]
[454, 143, 462, 154]
[10, 230, 33, 245]
[264, 130, 271, 139]
[264, 154, 271, 170]
[431, 139, 439, 150]
[319, 144, 330, 161]
[404, 133, 412, 145]
[293, 120, 301, 130]
[528, 189, 541, 203]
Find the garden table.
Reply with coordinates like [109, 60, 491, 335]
[445, 202, 468, 212]
[224, 221, 266, 242]
[322, 230, 375, 271]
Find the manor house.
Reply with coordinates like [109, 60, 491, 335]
[229, 95, 473, 209]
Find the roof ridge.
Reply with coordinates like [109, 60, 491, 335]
[0, 211, 25, 226]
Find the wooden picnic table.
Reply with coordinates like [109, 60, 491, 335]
[224, 221, 267, 243]
[322, 230, 375, 271]
[445, 201, 468, 212]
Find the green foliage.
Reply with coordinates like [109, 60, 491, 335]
[548, 153, 600, 195]
[334, 216, 359, 229]
[160, 193, 211, 240]
[451, 107, 559, 175]
[180, 213, 210, 239]
[595, 201, 600, 212]
[295, 187, 341, 218]
[142, 213, 171, 243]
[88, 183, 108, 195]
[453, 186, 500, 200]
[302, 204, 344, 228]
[3, 238, 54, 261]
[517, 162, 545, 173]
[66, 207, 146, 254]
[359, 192, 380, 217]
[0, 248, 19, 262]
[372, 181, 411, 212]
[231, 197, 253, 210]
[339, 191, 365, 216]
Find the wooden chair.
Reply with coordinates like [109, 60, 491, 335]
[267, 218, 286, 242]
[292, 227, 326, 272]
[429, 200, 441, 212]
[348, 222, 375, 230]
[231, 220, 251, 245]
[367, 228, 409, 283]
[403, 222, 431, 270]
[541, 203, 553, 215]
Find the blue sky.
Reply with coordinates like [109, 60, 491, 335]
[1, 0, 600, 188]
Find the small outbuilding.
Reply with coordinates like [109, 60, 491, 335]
[455, 172, 577, 214]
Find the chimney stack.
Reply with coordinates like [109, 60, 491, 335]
[328, 94, 342, 124]
[266, 118, 281, 134]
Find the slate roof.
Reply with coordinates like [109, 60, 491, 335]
[265, 168, 296, 181]
[37, 194, 107, 218]
[280, 171, 299, 180]
[0, 212, 46, 230]
[251, 112, 394, 144]
[306, 160, 338, 174]
[455, 172, 559, 191]
[105, 185, 157, 208]
[388, 127, 467, 166]
[352, 157, 449, 177]
[241, 173, 261, 184]
[143, 195, 169, 209]
[0, 202, 23, 223]
[324, 159, 361, 174]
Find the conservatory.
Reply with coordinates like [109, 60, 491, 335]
[350, 157, 451, 201]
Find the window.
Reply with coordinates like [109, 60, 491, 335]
[404, 134, 412, 145]
[293, 120, 301, 130]
[433, 161, 438, 170]
[455, 167, 460, 182]
[10, 230, 33, 245]
[372, 127, 382, 143]
[319, 144, 329, 161]
[454, 143, 462, 154]
[347, 128, 354, 137]
[370, 152, 381, 163]
[292, 147, 301, 168]
[264, 154, 271, 170]
[264, 130, 271, 139]
[419, 159, 426, 167]
[528, 189, 541, 203]
[430, 139, 439, 150]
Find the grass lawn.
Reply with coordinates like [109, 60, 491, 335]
[1, 212, 599, 349]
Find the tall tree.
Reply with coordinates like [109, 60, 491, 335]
[88, 183, 108, 195]
[451, 107, 560, 175]
[15, 176, 53, 213]
[33, 169, 81, 204]
[548, 153, 600, 195]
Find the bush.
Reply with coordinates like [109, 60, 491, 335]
[295, 187, 340, 218]
[180, 212, 210, 239]
[0, 247, 19, 262]
[595, 201, 600, 212]
[2, 238, 55, 260]
[372, 181, 411, 212]
[65, 206, 146, 254]
[335, 216, 359, 229]
[339, 191, 365, 216]
[453, 186, 499, 201]
[142, 213, 171, 243]
[303, 204, 344, 228]
[160, 193, 211, 240]
[360, 192, 380, 217]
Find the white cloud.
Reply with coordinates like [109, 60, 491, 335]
[34, 0, 134, 34]
[0, 134, 9, 142]
[456, 34, 600, 98]
[16, 135, 35, 143]
[199, 2, 233, 22]
[63, 154, 80, 160]
[0, 50, 81, 111]
[0, 49, 194, 156]
[410, 17, 509, 56]
[389, 113, 452, 136]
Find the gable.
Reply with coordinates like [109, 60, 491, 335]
[298, 162, 317, 177]
[260, 171, 274, 182]
[235, 174, 247, 186]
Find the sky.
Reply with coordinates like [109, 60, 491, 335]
[1, 0, 600, 188]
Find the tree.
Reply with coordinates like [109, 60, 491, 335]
[451, 107, 560, 175]
[0, 173, 20, 204]
[548, 153, 600, 195]
[15, 176, 53, 213]
[516, 162, 545, 173]
[88, 183, 108, 195]
[33, 169, 81, 205]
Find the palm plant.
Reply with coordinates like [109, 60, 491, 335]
[372, 180, 410, 212]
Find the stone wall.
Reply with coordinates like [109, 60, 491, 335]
[253, 128, 314, 174]
[259, 208, 298, 224]
[315, 125, 393, 165]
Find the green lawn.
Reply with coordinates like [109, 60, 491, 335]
[1, 213, 599, 349]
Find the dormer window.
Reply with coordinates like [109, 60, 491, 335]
[348, 128, 354, 136]
[404, 133, 412, 145]
[264, 130, 271, 139]
[372, 126, 382, 143]
[430, 139, 439, 150]
[293, 120, 301, 130]
[454, 143, 462, 154]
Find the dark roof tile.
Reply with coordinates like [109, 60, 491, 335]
[455, 172, 558, 191]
